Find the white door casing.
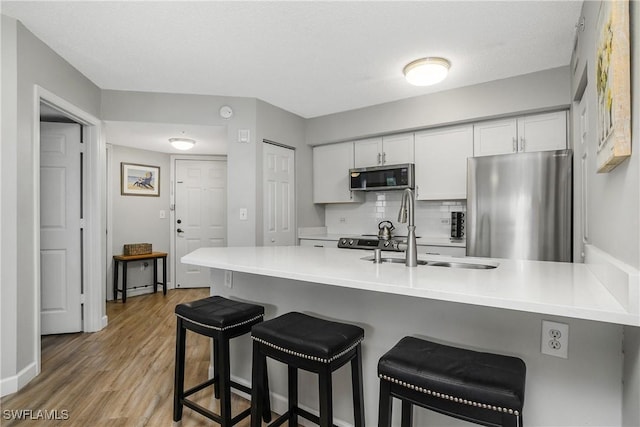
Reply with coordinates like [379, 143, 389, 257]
[263, 143, 295, 246]
[40, 122, 83, 335]
[175, 159, 227, 288]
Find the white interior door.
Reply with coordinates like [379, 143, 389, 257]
[40, 122, 83, 335]
[175, 159, 227, 288]
[263, 143, 295, 246]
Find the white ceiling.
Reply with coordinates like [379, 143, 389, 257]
[104, 121, 228, 155]
[3, 1, 583, 120]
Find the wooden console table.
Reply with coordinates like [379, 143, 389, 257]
[113, 252, 167, 302]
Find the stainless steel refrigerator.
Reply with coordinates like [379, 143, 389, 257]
[466, 149, 572, 262]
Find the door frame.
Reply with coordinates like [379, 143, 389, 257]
[170, 154, 227, 289]
[33, 86, 105, 375]
[261, 140, 296, 246]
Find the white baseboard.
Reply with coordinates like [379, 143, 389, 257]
[584, 244, 639, 315]
[0, 362, 38, 398]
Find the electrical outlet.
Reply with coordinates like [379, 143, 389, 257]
[224, 270, 233, 288]
[541, 320, 569, 358]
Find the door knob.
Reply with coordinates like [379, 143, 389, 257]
[177, 219, 182, 224]
[177, 228, 184, 233]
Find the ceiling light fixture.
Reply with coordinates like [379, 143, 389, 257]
[169, 137, 196, 150]
[403, 57, 451, 86]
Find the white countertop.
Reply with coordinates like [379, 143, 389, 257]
[181, 246, 639, 327]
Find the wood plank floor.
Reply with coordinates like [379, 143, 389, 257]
[1, 289, 262, 426]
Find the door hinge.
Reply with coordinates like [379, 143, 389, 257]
[80, 219, 87, 229]
[80, 294, 86, 304]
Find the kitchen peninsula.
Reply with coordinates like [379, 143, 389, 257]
[182, 246, 638, 426]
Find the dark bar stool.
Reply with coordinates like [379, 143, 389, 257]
[174, 296, 271, 426]
[378, 336, 526, 427]
[250, 312, 365, 427]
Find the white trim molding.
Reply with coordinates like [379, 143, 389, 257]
[0, 362, 37, 397]
[33, 85, 106, 382]
[584, 244, 639, 317]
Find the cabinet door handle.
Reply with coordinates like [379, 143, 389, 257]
[382, 152, 386, 164]
[377, 152, 382, 165]
[520, 136, 525, 152]
[512, 137, 517, 152]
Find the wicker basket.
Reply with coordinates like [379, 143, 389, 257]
[123, 243, 152, 256]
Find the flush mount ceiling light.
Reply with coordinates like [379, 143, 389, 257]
[169, 137, 196, 150]
[403, 57, 451, 86]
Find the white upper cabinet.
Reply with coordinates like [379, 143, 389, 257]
[313, 142, 364, 204]
[516, 111, 568, 153]
[354, 133, 414, 167]
[382, 133, 415, 165]
[473, 111, 567, 157]
[414, 125, 473, 200]
[354, 137, 382, 168]
[473, 118, 518, 157]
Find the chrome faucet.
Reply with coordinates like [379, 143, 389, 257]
[397, 188, 418, 267]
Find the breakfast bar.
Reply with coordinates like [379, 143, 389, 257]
[181, 246, 638, 426]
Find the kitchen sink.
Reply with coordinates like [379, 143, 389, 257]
[362, 256, 497, 269]
[423, 261, 496, 270]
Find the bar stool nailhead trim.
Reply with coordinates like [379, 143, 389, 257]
[176, 313, 264, 331]
[252, 336, 364, 364]
[379, 374, 520, 416]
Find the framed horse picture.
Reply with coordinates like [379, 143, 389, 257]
[121, 162, 160, 196]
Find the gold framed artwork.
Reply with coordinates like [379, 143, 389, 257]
[121, 163, 160, 196]
[595, 0, 631, 173]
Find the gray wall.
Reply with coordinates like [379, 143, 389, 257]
[1, 17, 102, 380]
[1, 14, 19, 383]
[101, 90, 259, 247]
[571, 2, 640, 425]
[305, 67, 570, 145]
[109, 146, 171, 298]
[571, 1, 639, 270]
[256, 99, 324, 244]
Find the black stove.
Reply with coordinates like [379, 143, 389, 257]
[337, 236, 404, 252]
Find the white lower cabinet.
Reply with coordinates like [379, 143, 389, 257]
[299, 239, 338, 248]
[420, 245, 466, 257]
[313, 142, 363, 204]
[414, 125, 473, 200]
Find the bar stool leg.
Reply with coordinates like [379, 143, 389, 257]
[288, 365, 298, 426]
[213, 339, 220, 398]
[318, 365, 333, 427]
[217, 336, 232, 426]
[351, 345, 365, 427]
[401, 400, 413, 427]
[250, 341, 265, 427]
[378, 379, 392, 427]
[173, 319, 186, 421]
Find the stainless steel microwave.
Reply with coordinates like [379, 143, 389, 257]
[349, 163, 414, 191]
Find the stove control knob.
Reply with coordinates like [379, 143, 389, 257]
[383, 241, 390, 247]
[340, 239, 347, 245]
[349, 239, 354, 245]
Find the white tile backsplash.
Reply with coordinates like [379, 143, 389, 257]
[325, 192, 465, 239]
